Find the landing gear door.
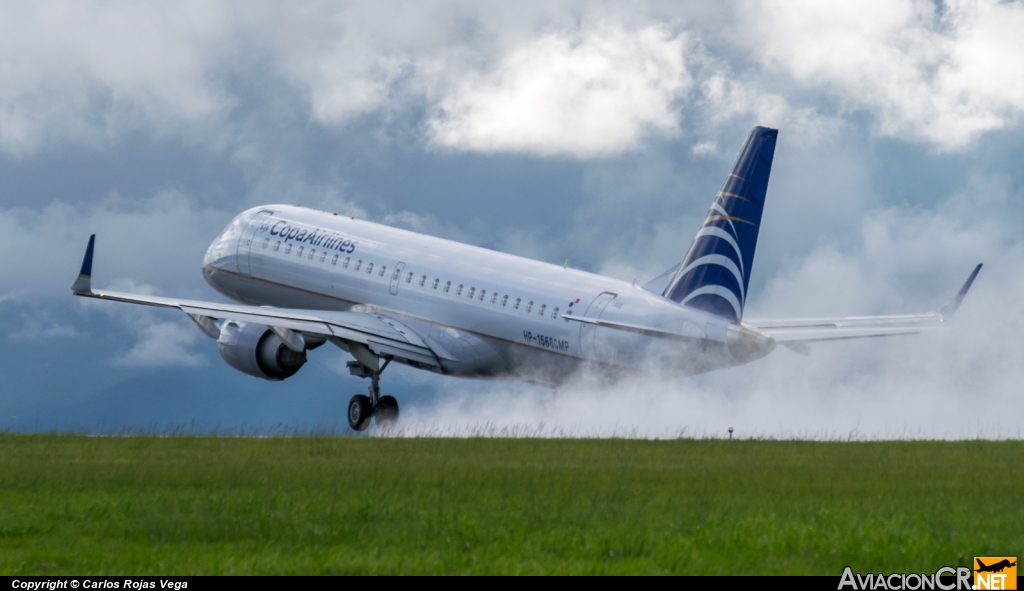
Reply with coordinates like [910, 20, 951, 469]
[579, 292, 617, 360]
[389, 262, 406, 295]
[236, 210, 274, 276]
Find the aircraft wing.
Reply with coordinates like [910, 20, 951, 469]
[71, 236, 443, 369]
[744, 264, 982, 345]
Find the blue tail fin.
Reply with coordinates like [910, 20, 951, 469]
[663, 126, 778, 321]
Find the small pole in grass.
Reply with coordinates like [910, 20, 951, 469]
[728, 427, 733, 440]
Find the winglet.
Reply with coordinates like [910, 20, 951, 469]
[938, 263, 982, 318]
[71, 234, 95, 295]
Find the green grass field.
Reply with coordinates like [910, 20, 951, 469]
[0, 434, 1020, 575]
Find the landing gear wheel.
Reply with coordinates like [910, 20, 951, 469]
[375, 395, 399, 430]
[348, 394, 373, 431]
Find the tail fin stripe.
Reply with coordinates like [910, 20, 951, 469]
[708, 203, 741, 236]
[680, 286, 742, 320]
[704, 215, 756, 226]
[717, 191, 753, 202]
[693, 227, 745, 276]
[677, 255, 746, 302]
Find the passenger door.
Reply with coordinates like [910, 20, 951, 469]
[579, 292, 617, 360]
[235, 210, 274, 276]
[389, 262, 406, 295]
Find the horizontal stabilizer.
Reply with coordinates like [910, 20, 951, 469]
[746, 264, 983, 345]
[938, 263, 982, 318]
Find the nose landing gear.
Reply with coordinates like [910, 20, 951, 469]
[346, 355, 399, 432]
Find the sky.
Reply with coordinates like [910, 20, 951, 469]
[1, 0, 1023, 437]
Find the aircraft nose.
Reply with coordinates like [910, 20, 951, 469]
[204, 213, 248, 271]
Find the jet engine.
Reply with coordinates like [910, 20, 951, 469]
[216, 321, 307, 381]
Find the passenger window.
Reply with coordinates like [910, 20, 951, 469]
[379, 265, 386, 277]
[308, 249, 315, 260]
[343, 257, 350, 269]
[332, 254, 338, 266]
[274, 241, 281, 252]
[457, 284, 464, 296]
[526, 301, 533, 313]
[479, 290, 486, 301]
[552, 307, 559, 318]
[320, 252, 327, 263]
[467, 287, 475, 299]
[392, 269, 400, 281]
[513, 298, 520, 310]
[444, 281, 451, 293]
[297, 246, 304, 257]
[491, 293, 498, 304]
[406, 272, 413, 284]
[500, 295, 507, 306]
[285, 243, 292, 255]
[539, 304, 546, 316]
[366, 262, 374, 274]
[420, 275, 427, 287]
[355, 260, 362, 271]
[262, 238, 269, 249]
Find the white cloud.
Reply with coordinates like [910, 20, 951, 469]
[428, 23, 692, 157]
[0, 1, 238, 156]
[747, 0, 1024, 150]
[112, 320, 206, 369]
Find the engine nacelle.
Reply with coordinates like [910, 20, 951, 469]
[217, 321, 306, 381]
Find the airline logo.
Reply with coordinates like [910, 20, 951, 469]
[264, 219, 359, 254]
[974, 557, 1016, 590]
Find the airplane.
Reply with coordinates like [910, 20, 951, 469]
[71, 126, 982, 431]
[976, 559, 1016, 574]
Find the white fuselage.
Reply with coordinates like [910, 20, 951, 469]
[201, 205, 768, 386]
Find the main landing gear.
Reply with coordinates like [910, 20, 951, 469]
[346, 355, 399, 431]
